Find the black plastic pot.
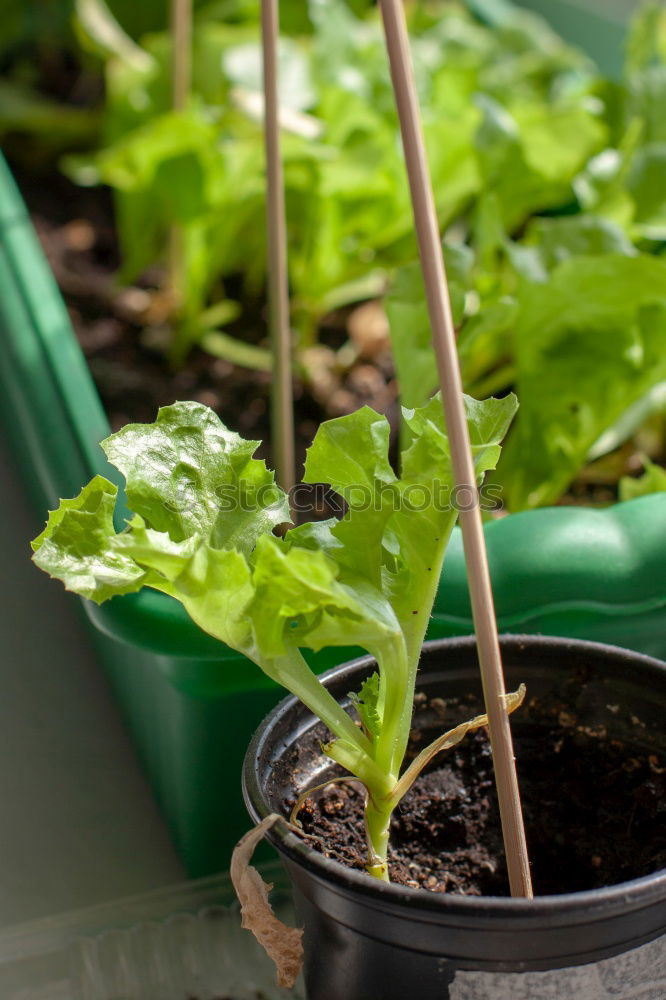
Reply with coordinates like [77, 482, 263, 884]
[243, 636, 666, 1000]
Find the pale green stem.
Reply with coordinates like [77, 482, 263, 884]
[362, 686, 525, 881]
[364, 797, 393, 882]
[373, 637, 410, 778]
[264, 648, 372, 755]
[399, 528, 453, 669]
[353, 637, 410, 881]
[324, 737, 394, 796]
[263, 647, 396, 882]
[360, 523, 459, 875]
[389, 530, 454, 774]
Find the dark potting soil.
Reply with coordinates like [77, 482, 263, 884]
[289, 688, 666, 897]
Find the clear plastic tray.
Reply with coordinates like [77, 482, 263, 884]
[0, 862, 303, 1000]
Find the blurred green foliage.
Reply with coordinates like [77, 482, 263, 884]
[60, 0, 607, 349]
[387, 3, 666, 511]
[3, 0, 665, 510]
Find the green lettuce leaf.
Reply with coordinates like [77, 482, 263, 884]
[626, 142, 666, 239]
[31, 477, 148, 603]
[248, 534, 400, 659]
[508, 215, 635, 283]
[619, 457, 666, 501]
[303, 405, 400, 587]
[31, 403, 289, 655]
[385, 243, 473, 409]
[113, 515, 256, 651]
[349, 672, 381, 741]
[495, 255, 666, 510]
[625, 2, 666, 75]
[303, 393, 517, 664]
[475, 94, 606, 230]
[102, 400, 290, 549]
[390, 393, 517, 658]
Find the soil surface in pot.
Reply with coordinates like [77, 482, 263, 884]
[289, 685, 665, 897]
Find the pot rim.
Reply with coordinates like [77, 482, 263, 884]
[243, 633, 666, 918]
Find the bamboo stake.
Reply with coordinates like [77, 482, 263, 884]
[378, 0, 533, 899]
[169, 0, 192, 319]
[261, 0, 296, 495]
[171, 0, 192, 112]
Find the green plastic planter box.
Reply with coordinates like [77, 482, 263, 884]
[517, 0, 630, 77]
[472, 0, 631, 77]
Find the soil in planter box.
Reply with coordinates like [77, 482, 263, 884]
[11, 165, 398, 480]
[288, 684, 665, 897]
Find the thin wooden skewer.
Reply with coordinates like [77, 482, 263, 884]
[171, 0, 192, 112]
[378, 0, 533, 899]
[169, 0, 192, 319]
[261, 0, 296, 495]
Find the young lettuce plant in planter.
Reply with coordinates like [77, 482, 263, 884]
[30, 393, 519, 885]
[29, 398, 666, 998]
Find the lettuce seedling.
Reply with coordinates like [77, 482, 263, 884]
[32, 396, 517, 880]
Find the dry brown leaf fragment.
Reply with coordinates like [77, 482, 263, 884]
[230, 814, 304, 989]
[390, 684, 527, 807]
